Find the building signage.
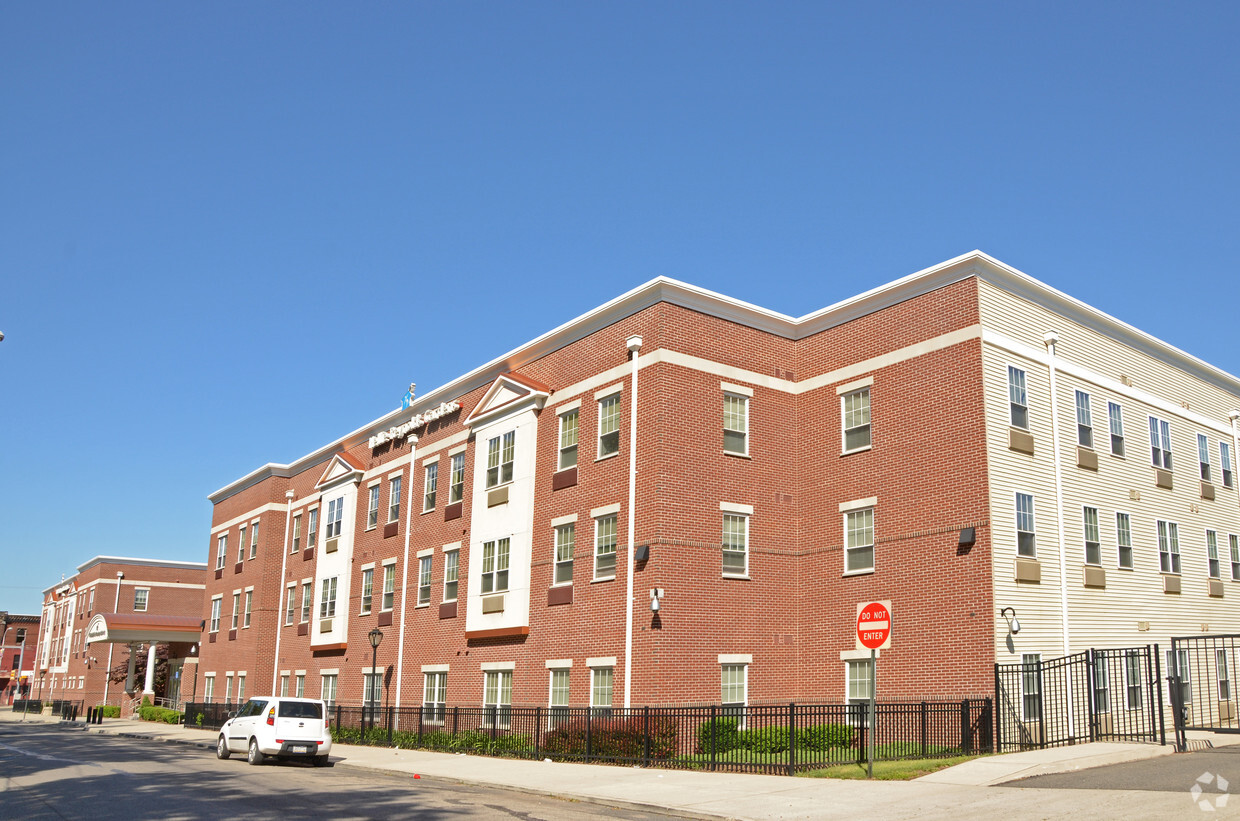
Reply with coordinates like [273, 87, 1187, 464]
[86, 616, 109, 642]
[368, 401, 461, 449]
[856, 600, 892, 651]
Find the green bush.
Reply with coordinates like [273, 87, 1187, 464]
[797, 723, 853, 751]
[737, 726, 791, 754]
[695, 717, 741, 754]
[97, 705, 121, 719]
[544, 715, 677, 760]
[136, 705, 182, 724]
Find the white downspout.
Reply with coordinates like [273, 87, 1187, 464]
[395, 434, 419, 711]
[272, 489, 295, 695]
[102, 572, 123, 704]
[623, 334, 642, 709]
[1044, 331, 1073, 737]
[1229, 411, 1240, 511]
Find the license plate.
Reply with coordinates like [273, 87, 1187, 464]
[291, 745, 308, 753]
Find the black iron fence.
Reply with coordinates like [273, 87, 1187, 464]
[11, 699, 41, 713]
[995, 645, 1162, 752]
[1168, 634, 1240, 750]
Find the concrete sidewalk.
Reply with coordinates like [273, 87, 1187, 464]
[0, 709, 1226, 820]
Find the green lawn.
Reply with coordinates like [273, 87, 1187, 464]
[802, 753, 986, 780]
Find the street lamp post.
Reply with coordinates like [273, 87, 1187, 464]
[367, 628, 383, 737]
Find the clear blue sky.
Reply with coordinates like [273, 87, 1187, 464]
[3, 2, 1239, 615]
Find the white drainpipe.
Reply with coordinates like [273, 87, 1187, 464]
[1230, 411, 1240, 512]
[272, 489, 295, 694]
[623, 334, 642, 709]
[395, 434, 419, 711]
[102, 572, 123, 704]
[1044, 331, 1074, 737]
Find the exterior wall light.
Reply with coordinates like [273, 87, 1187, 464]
[650, 588, 664, 612]
[1000, 607, 1021, 635]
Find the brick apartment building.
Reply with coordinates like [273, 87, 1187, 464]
[36, 556, 206, 709]
[1, 612, 40, 704]
[198, 251, 1240, 720]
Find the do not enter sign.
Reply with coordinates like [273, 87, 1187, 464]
[856, 600, 892, 651]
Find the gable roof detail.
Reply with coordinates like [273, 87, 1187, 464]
[464, 372, 552, 428]
[315, 452, 365, 490]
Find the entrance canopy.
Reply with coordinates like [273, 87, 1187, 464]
[85, 613, 203, 645]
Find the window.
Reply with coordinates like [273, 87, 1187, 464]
[388, 476, 402, 522]
[300, 581, 312, 622]
[204, 676, 215, 703]
[598, 394, 621, 458]
[319, 576, 338, 619]
[216, 535, 227, 570]
[1167, 649, 1192, 706]
[449, 453, 465, 503]
[481, 539, 510, 594]
[382, 564, 395, 611]
[418, 555, 432, 605]
[1117, 513, 1133, 569]
[1199, 434, 1213, 482]
[236, 675, 246, 703]
[280, 675, 289, 697]
[594, 514, 617, 579]
[133, 589, 148, 612]
[1075, 390, 1093, 449]
[1208, 530, 1221, 579]
[423, 672, 446, 723]
[360, 568, 374, 614]
[238, 526, 247, 562]
[847, 659, 872, 707]
[1108, 402, 1125, 456]
[231, 593, 240, 630]
[721, 664, 747, 728]
[292, 515, 302, 553]
[444, 550, 459, 601]
[722, 513, 748, 576]
[224, 675, 233, 704]
[841, 388, 870, 452]
[590, 667, 613, 717]
[845, 508, 874, 573]
[284, 585, 295, 625]
[1149, 416, 1172, 470]
[483, 670, 512, 729]
[1125, 651, 1144, 710]
[1092, 654, 1110, 713]
[326, 497, 343, 539]
[243, 590, 253, 628]
[1223, 442, 1235, 488]
[558, 409, 579, 470]
[724, 393, 749, 455]
[322, 674, 337, 708]
[1083, 507, 1101, 566]
[307, 508, 319, 549]
[1157, 521, 1181, 574]
[1219, 649, 1231, 702]
[209, 597, 221, 633]
[363, 672, 382, 714]
[296, 674, 305, 698]
[1231, 535, 1240, 582]
[367, 484, 380, 528]
[1016, 493, 1036, 558]
[554, 523, 574, 585]
[423, 464, 438, 511]
[1021, 653, 1041, 721]
[548, 669, 570, 728]
[486, 431, 515, 488]
[250, 522, 259, 559]
[1008, 366, 1028, 429]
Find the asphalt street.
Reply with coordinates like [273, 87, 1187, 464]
[1008, 743, 1240, 797]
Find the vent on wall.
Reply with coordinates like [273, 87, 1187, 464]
[319, 618, 333, 633]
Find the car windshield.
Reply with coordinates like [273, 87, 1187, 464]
[240, 699, 268, 718]
[278, 701, 322, 719]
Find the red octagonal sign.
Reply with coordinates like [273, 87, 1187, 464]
[856, 600, 892, 650]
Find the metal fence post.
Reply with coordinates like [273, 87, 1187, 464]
[586, 707, 593, 764]
[787, 703, 796, 777]
[535, 706, 542, 760]
[921, 701, 929, 757]
[644, 705, 651, 768]
[709, 704, 717, 772]
[1152, 644, 1164, 746]
[993, 663, 1003, 753]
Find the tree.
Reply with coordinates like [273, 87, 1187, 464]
[108, 644, 170, 697]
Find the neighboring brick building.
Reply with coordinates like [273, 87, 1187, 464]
[199, 251, 1240, 720]
[35, 557, 206, 708]
[0, 612, 40, 704]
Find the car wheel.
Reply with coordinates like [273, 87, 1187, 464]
[313, 755, 330, 767]
[216, 735, 231, 760]
[247, 738, 265, 766]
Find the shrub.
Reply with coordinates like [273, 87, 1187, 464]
[798, 723, 852, 751]
[695, 717, 741, 754]
[97, 705, 121, 719]
[737, 726, 790, 754]
[544, 715, 677, 760]
[137, 705, 182, 724]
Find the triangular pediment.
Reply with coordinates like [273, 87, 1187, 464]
[316, 451, 366, 489]
[464, 372, 551, 428]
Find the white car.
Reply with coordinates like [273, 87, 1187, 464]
[216, 697, 333, 766]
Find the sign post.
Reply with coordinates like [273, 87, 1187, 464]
[856, 601, 892, 778]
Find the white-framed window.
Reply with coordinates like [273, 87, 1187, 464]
[844, 508, 874, 573]
[1008, 366, 1028, 429]
[722, 513, 748, 576]
[1208, 530, 1221, 579]
[418, 555, 432, 606]
[231, 592, 240, 630]
[594, 514, 618, 580]
[133, 588, 149, 612]
[598, 394, 621, 458]
[360, 568, 374, 615]
[284, 585, 296, 625]
[389, 475, 402, 523]
[1092, 654, 1110, 713]
[326, 497, 344, 539]
[367, 485, 380, 528]
[1125, 651, 1144, 710]
[482, 539, 510, 594]
[322, 674, 337, 708]
[1021, 653, 1042, 721]
[1167, 648, 1192, 706]
[548, 668, 570, 728]
[307, 508, 319, 550]
[1149, 416, 1172, 470]
[1231, 534, 1240, 581]
[1219, 649, 1232, 702]
[382, 563, 396, 611]
[280, 675, 289, 697]
[250, 522, 259, 559]
[1083, 507, 1101, 566]
[444, 550, 459, 602]
[236, 675, 246, 703]
[423, 672, 446, 723]
[590, 667, 614, 717]
[424, 463, 438, 511]
[216, 534, 227, 569]
[243, 590, 253, 628]
[721, 663, 747, 728]
[203, 675, 215, 703]
[449, 453, 465, 503]
[1075, 390, 1093, 449]
[724, 393, 749, 455]
[554, 523, 574, 585]
[1016, 493, 1036, 558]
[1108, 401, 1125, 456]
[558, 409, 579, 470]
[483, 670, 512, 729]
[238, 526, 247, 562]
[364, 672, 382, 711]
[296, 674, 305, 698]
[1223, 442, 1235, 488]
[847, 659, 872, 707]
[300, 581, 312, 623]
[1157, 520, 1181, 574]
[1116, 512, 1134, 569]
[841, 388, 870, 452]
[209, 596, 221, 633]
[1199, 434, 1213, 483]
[486, 431, 516, 488]
[224, 675, 233, 704]
[292, 514, 302, 553]
[319, 576, 338, 619]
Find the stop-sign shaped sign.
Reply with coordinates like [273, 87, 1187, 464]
[856, 600, 892, 650]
